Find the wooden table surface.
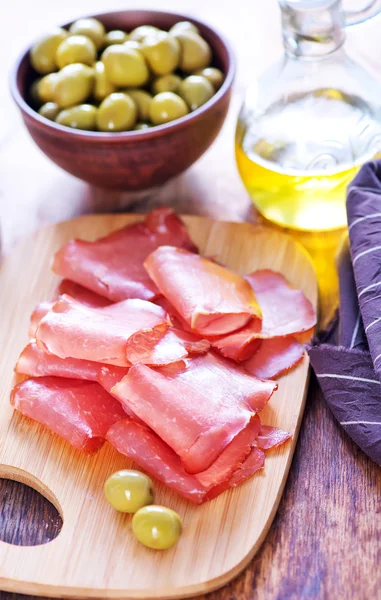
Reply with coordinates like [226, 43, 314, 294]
[1, 1, 380, 599]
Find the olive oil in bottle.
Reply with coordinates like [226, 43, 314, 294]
[235, 89, 381, 231]
[236, 0, 381, 231]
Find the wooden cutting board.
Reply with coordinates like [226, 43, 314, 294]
[0, 215, 317, 599]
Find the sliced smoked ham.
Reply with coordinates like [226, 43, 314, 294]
[16, 340, 101, 381]
[15, 340, 129, 388]
[145, 246, 261, 336]
[256, 425, 292, 450]
[57, 279, 112, 307]
[107, 418, 209, 504]
[243, 337, 304, 380]
[210, 325, 262, 362]
[205, 447, 265, 501]
[29, 282, 112, 337]
[126, 328, 209, 365]
[107, 416, 262, 504]
[52, 208, 197, 302]
[194, 415, 261, 488]
[111, 352, 277, 473]
[245, 270, 316, 339]
[11, 377, 126, 454]
[207, 270, 315, 361]
[35, 295, 169, 367]
[29, 302, 54, 337]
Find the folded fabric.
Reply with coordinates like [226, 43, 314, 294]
[308, 161, 381, 465]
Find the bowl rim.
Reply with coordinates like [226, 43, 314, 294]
[10, 9, 235, 142]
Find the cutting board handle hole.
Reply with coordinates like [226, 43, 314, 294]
[0, 466, 63, 546]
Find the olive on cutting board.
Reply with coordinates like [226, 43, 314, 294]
[132, 505, 183, 550]
[29, 19, 225, 131]
[104, 470, 154, 513]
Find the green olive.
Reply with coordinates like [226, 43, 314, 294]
[175, 31, 212, 73]
[151, 74, 182, 95]
[104, 470, 154, 513]
[38, 102, 60, 121]
[69, 18, 105, 50]
[194, 67, 224, 90]
[30, 28, 68, 74]
[53, 63, 94, 108]
[141, 31, 180, 76]
[134, 122, 152, 131]
[132, 505, 182, 550]
[55, 35, 96, 69]
[102, 45, 149, 87]
[34, 73, 59, 104]
[94, 61, 116, 102]
[149, 92, 189, 125]
[123, 40, 141, 51]
[56, 104, 97, 130]
[169, 21, 199, 36]
[30, 79, 42, 106]
[129, 25, 160, 43]
[126, 89, 152, 121]
[96, 92, 137, 132]
[178, 75, 214, 110]
[103, 30, 129, 47]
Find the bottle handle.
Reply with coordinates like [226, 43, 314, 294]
[345, 0, 381, 26]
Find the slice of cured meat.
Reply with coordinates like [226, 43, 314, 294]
[126, 328, 209, 366]
[52, 208, 197, 302]
[244, 337, 304, 380]
[29, 282, 112, 337]
[11, 377, 126, 454]
[208, 271, 316, 361]
[57, 280, 112, 307]
[210, 325, 262, 362]
[111, 352, 277, 473]
[107, 416, 262, 504]
[205, 447, 265, 501]
[35, 295, 169, 367]
[29, 302, 54, 337]
[194, 415, 261, 488]
[145, 246, 261, 336]
[245, 270, 316, 339]
[15, 341, 130, 389]
[16, 340, 101, 381]
[255, 425, 292, 450]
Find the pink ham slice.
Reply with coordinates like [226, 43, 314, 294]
[29, 281, 112, 337]
[194, 415, 261, 488]
[57, 280, 112, 307]
[111, 352, 277, 474]
[29, 299, 205, 369]
[256, 425, 292, 450]
[243, 337, 304, 380]
[35, 295, 169, 367]
[52, 208, 197, 302]
[11, 377, 126, 454]
[107, 416, 262, 504]
[208, 270, 316, 361]
[107, 418, 208, 504]
[15, 340, 129, 387]
[210, 327, 262, 362]
[29, 302, 54, 337]
[126, 328, 209, 365]
[245, 270, 316, 339]
[16, 340, 101, 381]
[145, 246, 261, 336]
[205, 447, 265, 501]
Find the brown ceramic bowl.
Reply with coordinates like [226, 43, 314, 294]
[10, 10, 235, 190]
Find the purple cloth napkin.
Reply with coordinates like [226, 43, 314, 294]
[308, 161, 381, 465]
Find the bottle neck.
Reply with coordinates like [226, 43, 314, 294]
[280, 0, 345, 58]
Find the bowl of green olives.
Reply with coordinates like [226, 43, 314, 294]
[11, 10, 235, 190]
